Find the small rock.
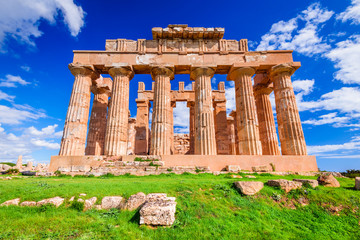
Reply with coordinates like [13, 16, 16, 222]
[267, 179, 303, 193]
[20, 201, 37, 207]
[317, 173, 340, 187]
[101, 196, 124, 209]
[293, 179, 319, 188]
[79, 193, 87, 197]
[139, 194, 176, 226]
[5, 177, 12, 180]
[355, 177, 360, 190]
[231, 175, 243, 179]
[94, 204, 102, 210]
[69, 196, 75, 202]
[234, 181, 264, 195]
[84, 197, 97, 210]
[77, 199, 84, 203]
[123, 192, 146, 211]
[37, 197, 64, 207]
[245, 175, 256, 179]
[252, 165, 270, 172]
[1, 198, 20, 206]
[226, 165, 241, 172]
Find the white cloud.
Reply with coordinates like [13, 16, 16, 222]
[256, 3, 333, 56]
[325, 35, 360, 84]
[30, 139, 60, 149]
[0, 0, 85, 52]
[0, 74, 30, 87]
[0, 105, 46, 125]
[25, 124, 62, 138]
[303, 112, 350, 126]
[337, 0, 360, 24]
[292, 79, 315, 95]
[225, 84, 236, 114]
[173, 102, 189, 133]
[307, 136, 360, 155]
[21, 65, 31, 72]
[0, 90, 15, 102]
[184, 83, 193, 90]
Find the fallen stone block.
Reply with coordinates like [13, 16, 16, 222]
[101, 196, 124, 209]
[140, 194, 176, 226]
[20, 201, 37, 207]
[317, 173, 340, 187]
[231, 175, 243, 179]
[267, 179, 302, 193]
[84, 197, 97, 210]
[293, 179, 319, 188]
[245, 175, 256, 179]
[234, 181, 264, 195]
[37, 197, 64, 207]
[226, 165, 241, 172]
[356, 177, 360, 190]
[252, 165, 270, 172]
[123, 192, 146, 211]
[1, 198, 20, 206]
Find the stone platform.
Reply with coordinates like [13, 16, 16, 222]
[49, 155, 318, 173]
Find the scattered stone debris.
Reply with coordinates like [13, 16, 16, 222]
[317, 173, 340, 187]
[231, 175, 243, 179]
[101, 196, 124, 209]
[293, 179, 319, 188]
[234, 181, 264, 195]
[245, 175, 256, 179]
[123, 192, 146, 211]
[79, 193, 87, 197]
[226, 165, 241, 172]
[37, 197, 64, 208]
[84, 197, 97, 210]
[1, 198, 20, 206]
[20, 201, 37, 207]
[252, 165, 270, 172]
[355, 177, 360, 190]
[267, 179, 303, 193]
[5, 177, 12, 180]
[139, 193, 176, 226]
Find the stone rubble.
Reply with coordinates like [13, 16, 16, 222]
[20, 201, 37, 207]
[252, 165, 270, 172]
[123, 192, 146, 211]
[101, 196, 124, 210]
[355, 177, 360, 190]
[84, 197, 97, 210]
[317, 173, 340, 187]
[37, 197, 65, 208]
[293, 179, 319, 188]
[1, 198, 20, 206]
[267, 179, 303, 193]
[226, 165, 241, 172]
[234, 181, 264, 195]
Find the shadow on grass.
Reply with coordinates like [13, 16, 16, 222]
[129, 210, 140, 224]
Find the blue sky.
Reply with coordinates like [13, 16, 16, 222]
[0, 0, 359, 171]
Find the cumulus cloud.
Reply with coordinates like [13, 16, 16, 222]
[173, 102, 190, 134]
[0, 74, 30, 87]
[337, 0, 360, 24]
[0, 0, 85, 52]
[25, 124, 63, 138]
[0, 90, 15, 102]
[256, 3, 333, 56]
[0, 105, 46, 125]
[307, 136, 360, 155]
[21, 66, 31, 72]
[303, 112, 350, 126]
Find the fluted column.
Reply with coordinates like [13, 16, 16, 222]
[150, 66, 174, 155]
[227, 116, 237, 155]
[228, 66, 262, 155]
[169, 101, 176, 154]
[254, 85, 280, 155]
[229, 110, 239, 154]
[104, 66, 134, 156]
[187, 101, 195, 154]
[135, 100, 150, 154]
[85, 91, 109, 155]
[270, 64, 307, 155]
[213, 100, 229, 154]
[190, 67, 217, 155]
[59, 64, 98, 156]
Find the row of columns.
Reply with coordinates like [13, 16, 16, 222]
[59, 63, 307, 157]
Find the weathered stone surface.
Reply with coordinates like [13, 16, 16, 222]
[231, 175, 243, 179]
[293, 179, 319, 188]
[79, 193, 87, 197]
[245, 175, 256, 179]
[37, 197, 65, 207]
[140, 194, 176, 226]
[234, 181, 264, 195]
[355, 177, 360, 190]
[94, 204, 102, 210]
[20, 201, 37, 207]
[101, 196, 124, 209]
[317, 173, 340, 187]
[252, 165, 269, 172]
[0, 164, 10, 171]
[226, 165, 241, 172]
[123, 192, 146, 210]
[1, 198, 20, 206]
[267, 179, 302, 193]
[84, 197, 97, 210]
[16, 155, 22, 170]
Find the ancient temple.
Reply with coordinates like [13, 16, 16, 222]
[50, 25, 317, 172]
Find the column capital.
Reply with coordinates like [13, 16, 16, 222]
[108, 65, 134, 80]
[91, 77, 112, 96]
[270, 63, 297, 78]
[68, 63, 98, 78]
[253, 85, 273, 96]
[190, 66, 215, 80]
[227, 66, 256, 81]
[150, 65, 174, 80]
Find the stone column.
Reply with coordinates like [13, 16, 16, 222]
[227, 116, 237, 155]
[270, 64, 307, 155]
[187, 101, 195, 154]
[104, 65, 134, 156]
[169, 101, 176, 154]
[229, 111, 239, 154]
[190, 67, 217, 155]
[254, 85, 281, 155]
[135, 100, 150, 155]
[227, 66, 262, 155]
[127, 118, 136, 155]
[59, 64, 97, 156]
[150, 66, 174, 155]
[85, 91, 109, 155]
[213, 100, 229, 154]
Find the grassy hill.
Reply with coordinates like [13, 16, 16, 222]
[0, 173, 359, 239]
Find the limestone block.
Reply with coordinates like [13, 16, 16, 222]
[293, 179, 319, 188]
[123, 192, 146, 211]
[1, 164, 10, 171]
[58, 167, 70, 172]
[226, 165, 241, 172]
[140, 194, 176, 226]
[245, 175, 256, 179]
[317, 173, 340, 187]
[234, 181, 264, 195]
[37, 197, 64, 207]
[231, 175, 243, 179]
[252, 165, 270, 172]
[355, 177, 360, 190]
[145, 166, 157, 171]
[267, 179, 302, 193]
[84, 197, 97, 210]
[20, 201, 37, 207]
[1, 198, 20, 206]
[71, 166, 90, 172]
[101, 196, 124, 209]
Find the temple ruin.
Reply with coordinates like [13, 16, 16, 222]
[50, 25, 317, 173]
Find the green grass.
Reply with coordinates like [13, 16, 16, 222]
[0, 173, 359, 239]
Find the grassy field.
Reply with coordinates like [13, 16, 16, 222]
[0, 173, 359, 240]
